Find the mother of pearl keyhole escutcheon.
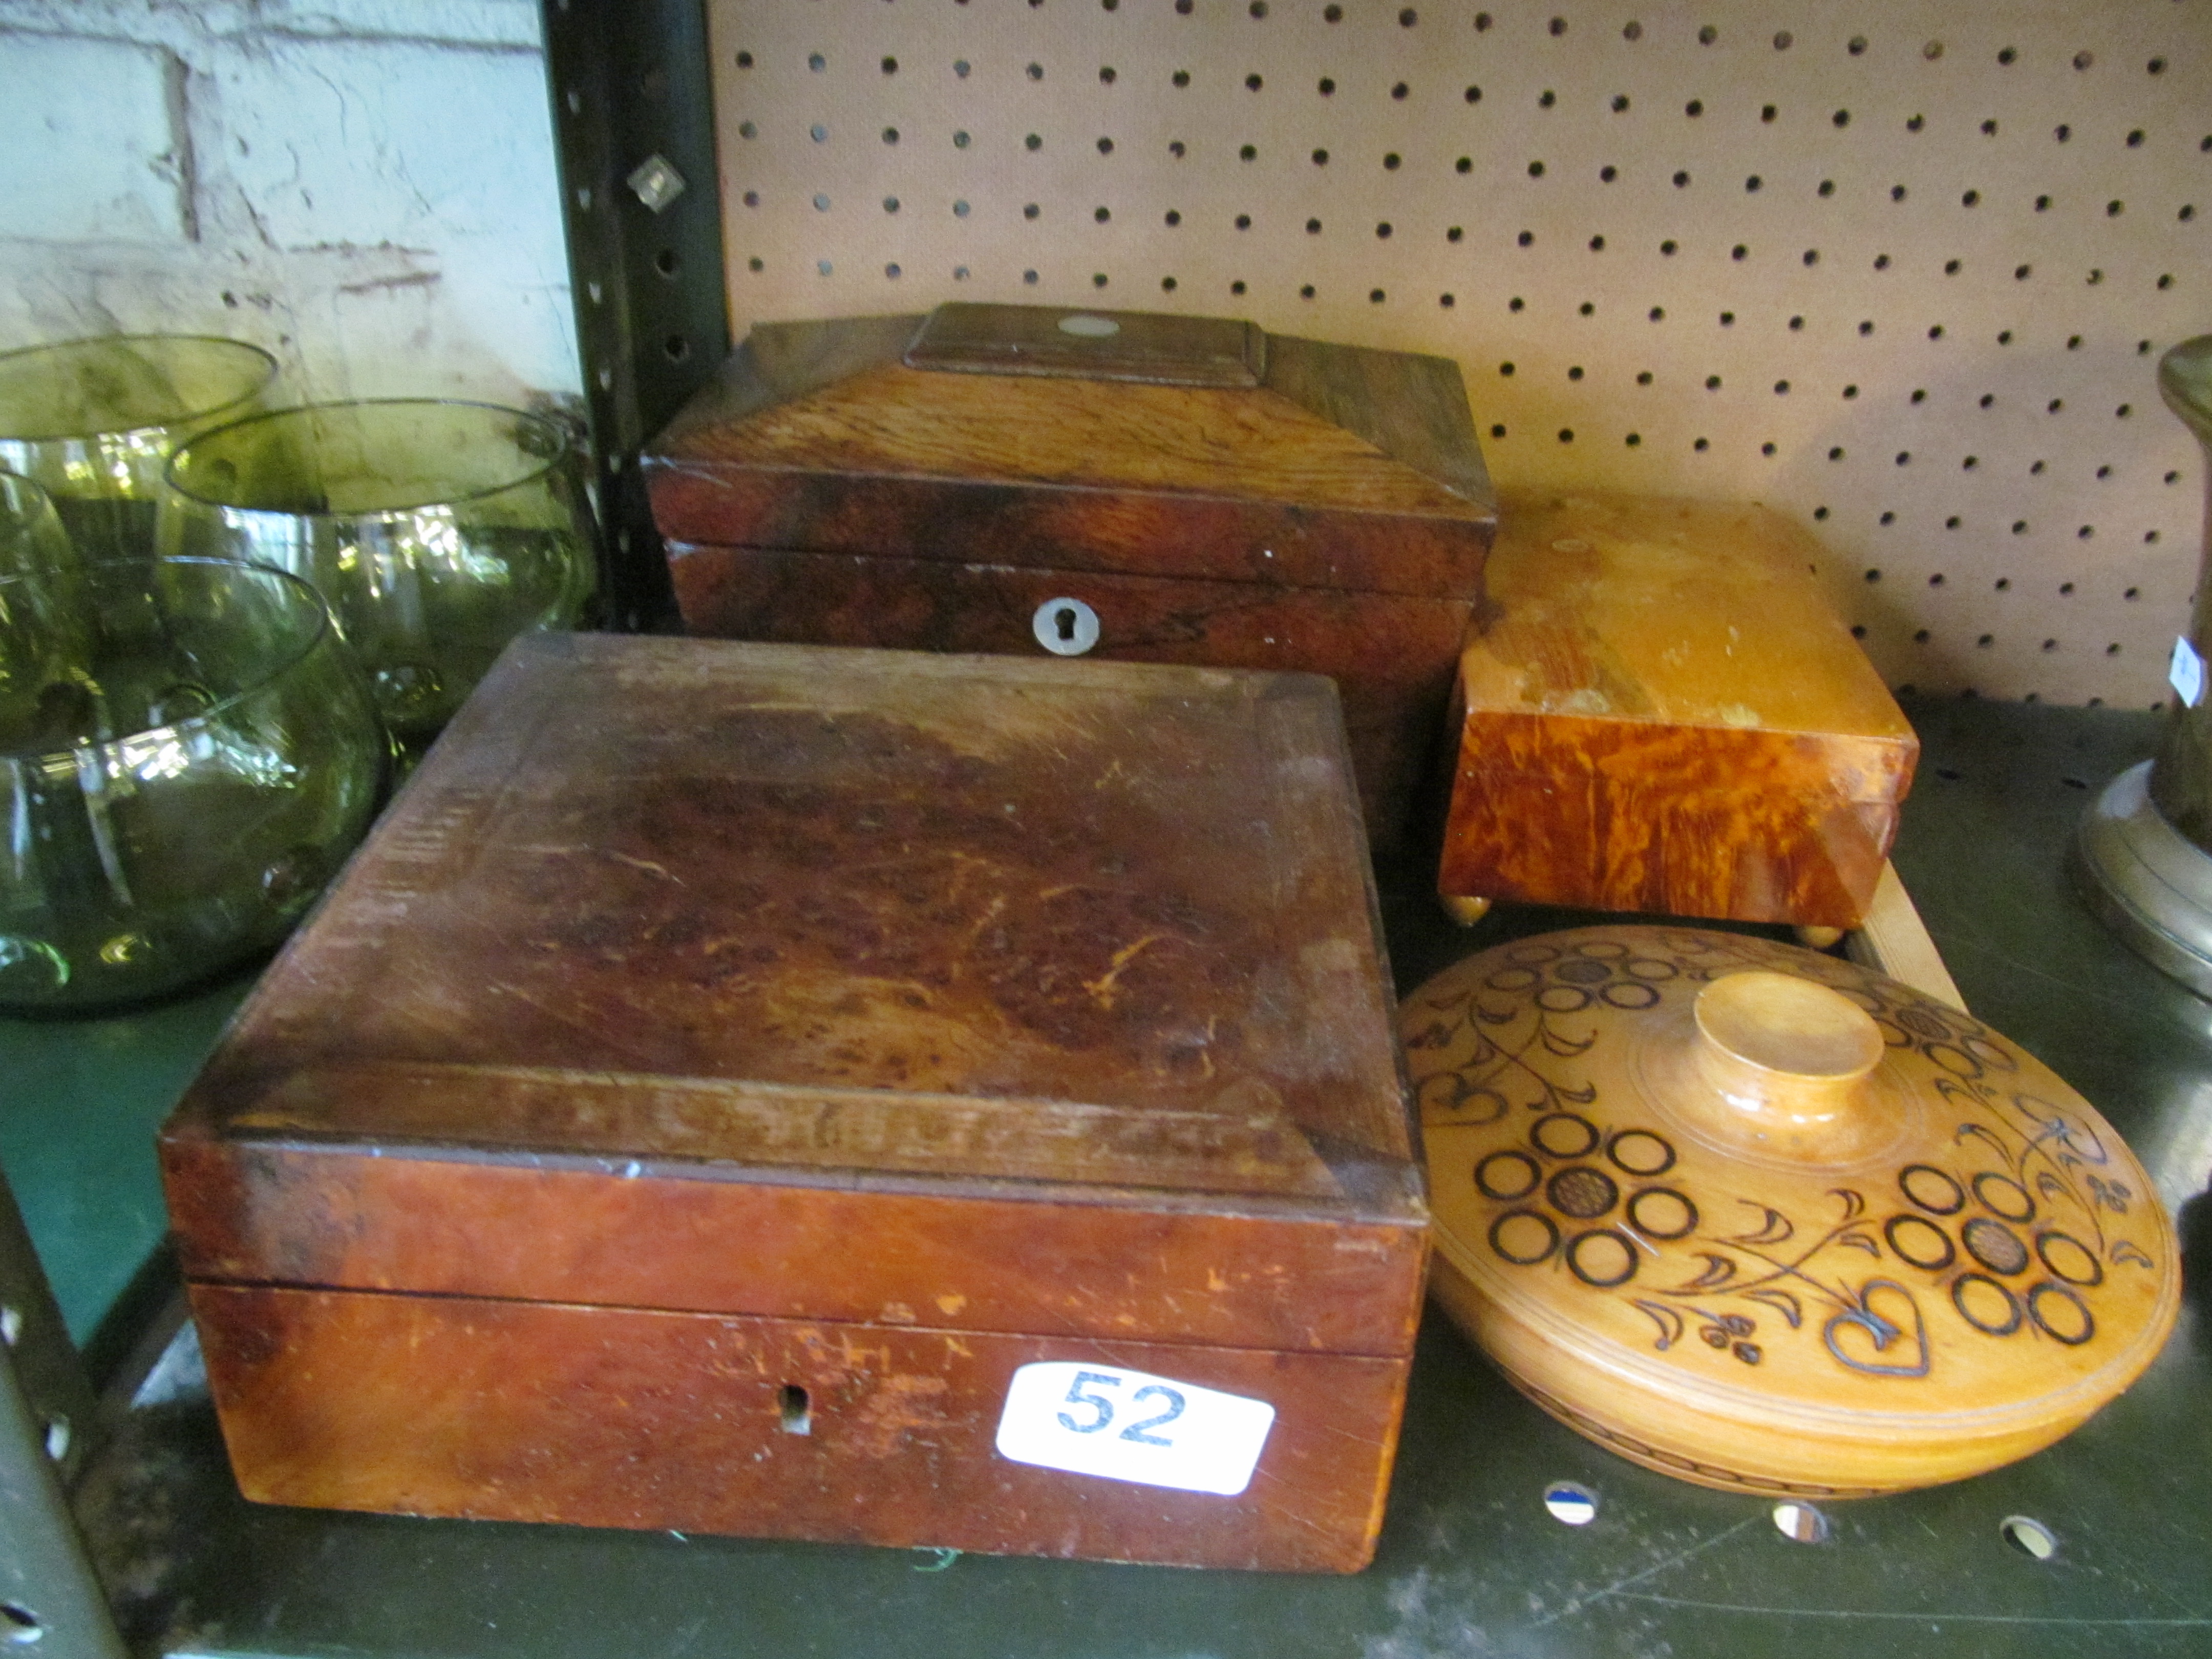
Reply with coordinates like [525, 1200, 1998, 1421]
[1683, 971, 1902, 1163]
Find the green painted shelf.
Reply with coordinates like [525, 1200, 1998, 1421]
[8, 698, 2209, 1657]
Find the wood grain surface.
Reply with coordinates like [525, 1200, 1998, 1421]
[1438, 491, 1918, 927]
[162, 633, 1428, 1569]
[644, 305, 1492, 853]
[646, 311, 1494, 576]
[665, 541, 1469, 843]
[163, 1137, 1424, 1354]
[190, 1283, 1411, 1571]
[901, 303, 1267, 387]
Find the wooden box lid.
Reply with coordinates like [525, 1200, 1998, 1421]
[161, 635, 1426, 1357]
[643, 304, 1494, 598]
[1438, 492, 1919, 925]
[1456, 491, 1917, 798]
[1407, 925, 2179, 1497]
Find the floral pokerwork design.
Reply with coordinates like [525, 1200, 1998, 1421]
[1407, 929, 2163, 1381]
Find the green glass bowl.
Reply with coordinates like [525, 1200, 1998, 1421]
[160, 399, 598, 750]
[0, 336, 278, 561]
[0, 557, 388, 1013]
[1, 471, 75, 581]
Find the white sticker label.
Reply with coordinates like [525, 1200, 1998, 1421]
[993, 1362, 1275, 1497]
[2172, 636, 2206, 709]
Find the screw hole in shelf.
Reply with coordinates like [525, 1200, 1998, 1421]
[1773, 1502, 1831, 1544]
[1543, 1483, 1599, 1526]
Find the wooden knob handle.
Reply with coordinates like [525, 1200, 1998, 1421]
[1678, 971, 1899, 1162]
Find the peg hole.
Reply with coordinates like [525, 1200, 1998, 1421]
[2002, 1516, 2058, 1560]
[1, 1605, 40, 1646]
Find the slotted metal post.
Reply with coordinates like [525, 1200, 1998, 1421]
[540, 0, 730, 632]
[0, 1166, 125, 1659]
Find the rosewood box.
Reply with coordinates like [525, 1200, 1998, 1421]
[160, 634, 1428, 1573]
[641, 303, 1495, 847]
[1438, 492, 1919, 928]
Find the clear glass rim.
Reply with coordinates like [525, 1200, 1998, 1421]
[0, 555, 342, 766]
[0, 334, 280, 443]
[164, 397, 575, 518]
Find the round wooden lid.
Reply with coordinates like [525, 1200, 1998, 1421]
[1406, 925, 2180, 1497]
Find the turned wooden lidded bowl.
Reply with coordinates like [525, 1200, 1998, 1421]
[1405, 926, 2180, 1497]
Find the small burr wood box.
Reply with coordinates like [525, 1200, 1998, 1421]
[1438, 492, 1919, 929]
[641, 302, 1495, 848]
[158, 634, 1429, 1573]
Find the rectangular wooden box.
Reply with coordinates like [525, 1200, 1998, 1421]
[1438, 492, 1919, 929]
[642, 303, 1495, 848]
[160, 634, 1428, 1573]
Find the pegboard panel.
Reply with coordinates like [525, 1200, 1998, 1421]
[704, 0, 2208, 706]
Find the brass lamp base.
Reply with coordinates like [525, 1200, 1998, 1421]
[2073, 760, 2212, 1000]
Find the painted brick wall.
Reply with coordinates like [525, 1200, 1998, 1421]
[0, 0, 580, 409]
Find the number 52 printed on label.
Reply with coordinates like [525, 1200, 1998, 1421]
[993, 1362, 1277, 1496]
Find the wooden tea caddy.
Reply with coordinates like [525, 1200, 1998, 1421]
[642, 302, 1495, 847]
[159, 634, 1429, 1573]
[1439, 492, 1918, 928]
[1404, 925, 2179, 1496]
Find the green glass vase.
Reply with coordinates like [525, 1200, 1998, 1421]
[1, 470, 75, 580]
[0, 557, 388, 1012]
[0, 336, 278, 560]
[161, 399, 598, 752]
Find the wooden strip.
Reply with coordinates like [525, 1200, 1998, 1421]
[1843, 861, 1967, 1013]
[233, 1062, 1345, 1199]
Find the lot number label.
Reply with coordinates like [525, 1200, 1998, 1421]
[993, 1362, 1276, 1496]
